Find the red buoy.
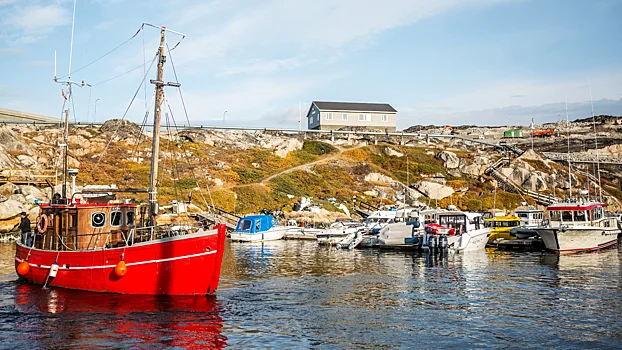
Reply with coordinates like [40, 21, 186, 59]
[17, 261, 30, 276]
[115, 261, 127, 277]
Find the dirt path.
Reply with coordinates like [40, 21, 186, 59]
[258, 143, 366, 185]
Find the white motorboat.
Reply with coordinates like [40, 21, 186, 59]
[423, 211, 490, 252]
[284, 222, 323, 240]
[377, 208, 437, 248]
[363, 210, 398, 234]
[510, 206, 545, 239]
[535, 201, 620, 252]
[316, 220, 365, 246]
[230, 215, 288, 242]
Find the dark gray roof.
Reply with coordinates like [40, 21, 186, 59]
[313, 101, 397, 113]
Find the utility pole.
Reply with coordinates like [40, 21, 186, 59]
[148, 28, 166, 226]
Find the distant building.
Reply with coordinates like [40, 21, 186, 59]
[306, 101, 397, 131]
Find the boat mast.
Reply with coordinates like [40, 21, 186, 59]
[61, 0, 78, 200]
[588, 80, 602, 201]
[148, 27, 166, 226]
[565, 96, 572, 200]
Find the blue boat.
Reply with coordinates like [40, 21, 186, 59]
[229, 215, 287, 242]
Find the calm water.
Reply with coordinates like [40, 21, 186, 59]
[0, 241, 621, 349]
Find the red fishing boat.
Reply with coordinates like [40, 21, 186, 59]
[14, 21, 227, 295]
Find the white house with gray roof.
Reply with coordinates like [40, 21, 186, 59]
[306, 101, 397, 131]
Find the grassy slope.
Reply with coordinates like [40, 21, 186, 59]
[67, 130, 619, 214]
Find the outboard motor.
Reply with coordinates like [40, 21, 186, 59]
[422, 233, 429, 250]
[428, 235, 437, 250]
[438, 235, 448, 250]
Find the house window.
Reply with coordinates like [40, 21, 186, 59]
[381, 114, 388, 122]
[110, 211, 122, 227]
[358, 114, 365, 121]
[342, 113, 348, 121]
[91, 212, 106, 228]
[326, 112, 333, 120]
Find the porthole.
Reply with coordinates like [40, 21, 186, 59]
[91, 212, 106, 228]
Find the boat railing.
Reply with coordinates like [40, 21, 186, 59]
[37, 223, 206, 251]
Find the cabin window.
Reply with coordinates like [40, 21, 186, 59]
[126, 211, 135, 227]
[573, 211, 586, 222]
[255, 221, 261, 231]
[239, 220, 251, 230]
[517, 213, 528, 219]
[561, 211, 572, 222]
[550, 211, 561, 221]
[592, 208, 602, 221]
[91, 212, 106, 228]
[110, 211, 122, 227]
[70, 214, 78, 228]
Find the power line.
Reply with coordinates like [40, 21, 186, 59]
[57, 24, 144, 79]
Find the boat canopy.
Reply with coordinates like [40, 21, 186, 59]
[235, 215, 279, 233]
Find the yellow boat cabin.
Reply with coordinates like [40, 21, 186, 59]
[484, 215, 521, 241]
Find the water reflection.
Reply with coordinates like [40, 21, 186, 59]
[0, 241, 620, 348]
[3, 281, 226, 349]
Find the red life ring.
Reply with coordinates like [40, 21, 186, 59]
[36, 214, 49, 234]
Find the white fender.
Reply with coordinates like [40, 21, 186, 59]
[49, 262, 59, 279]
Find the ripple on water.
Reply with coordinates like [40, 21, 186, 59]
[0, 241, 621, 348]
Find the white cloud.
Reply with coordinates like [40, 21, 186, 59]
[4, 4, 70, 34]
[0, 48, 22, 55]
[166, 74, 337, 125]
[172, 0, 501, 71]
[398, 69, 622, 127]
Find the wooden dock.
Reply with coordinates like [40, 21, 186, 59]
[496, 238, 545, 251]
[0, 168, 57, 187]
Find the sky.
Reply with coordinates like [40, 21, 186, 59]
[1, 0, 621, 130]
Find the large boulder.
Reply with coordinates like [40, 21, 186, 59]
[272, 138, 303, 158]
[364, 172, 395, 185]
[412, 181, 454, 200]
[101, 119, 143, 138]
[435, 151, 461, 169]
[0, 198, 28, 233]
[383, 147, 404, 157]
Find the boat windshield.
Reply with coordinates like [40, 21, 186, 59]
[238, 220, 252, 230]
[485, 220, 520, 228]
[550, 210, 587, 222]
[438, 215, 467, 234]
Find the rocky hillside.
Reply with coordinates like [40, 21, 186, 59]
[0, 118, 620, 233]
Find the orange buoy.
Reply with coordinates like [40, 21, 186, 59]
[17, 261, 30, 276]
[114, 261, 127, 277]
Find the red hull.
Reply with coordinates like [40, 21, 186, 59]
[15, 225, 227, 295]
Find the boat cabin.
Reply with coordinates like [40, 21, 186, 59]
[437, 212, 484, 234]
[484, 216, 521, 229]
[547, 202, 616, 227]
[364, 210, 397, 225]
[34, 200, 138, 251]
[514, 208, 544, 228]
[235, 215, 279, 234]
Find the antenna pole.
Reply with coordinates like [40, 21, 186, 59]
[67, 0, 77, 80]
[148, 27, 167, 226]
[565, 95, 572, 199]
[588, 80, 602, 201]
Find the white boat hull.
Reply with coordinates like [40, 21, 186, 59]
[450, 228, 490, 252]
[230, 227, 287, 242]
[378, 223, 421, 247]
[536, 226, 620, 252]
[283, 227, 322, 240]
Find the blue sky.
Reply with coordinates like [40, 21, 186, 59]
[1, 0, 621, 129]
